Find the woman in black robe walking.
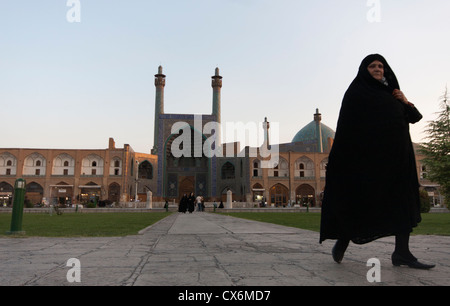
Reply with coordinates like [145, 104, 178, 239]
[320, 54, 435, 269]
[188, 192, 195, 214]
[179, 194, 188, 213]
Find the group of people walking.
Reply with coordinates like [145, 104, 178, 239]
[178, 193, 224, 213]
[178, 193, 203, 213]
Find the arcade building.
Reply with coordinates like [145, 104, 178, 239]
[0, 67, 442, 208]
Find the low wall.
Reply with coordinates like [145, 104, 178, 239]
[0, 205, 447, 214]
[0, 206, 321, 214]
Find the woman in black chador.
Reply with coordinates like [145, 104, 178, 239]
[187, 192, 195, 214]
[179, 194, 188, 213]
[320, 54, 435, 269]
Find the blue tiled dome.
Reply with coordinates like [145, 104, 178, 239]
[291, 110, 335, 152]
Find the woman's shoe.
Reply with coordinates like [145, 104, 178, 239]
[332, 239, 349, 264]
[392, 252, 435, 270]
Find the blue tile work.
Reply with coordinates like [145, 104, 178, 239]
[156, 113, 217, 198]
[167, 173, 178, 198]
[196, 173, 207, 197]
[211, 155, 217, 197]
[291, 121, 335, 153]
[156, 115, 164, 196]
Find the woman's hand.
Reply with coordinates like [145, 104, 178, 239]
[393, 89, 409, 104]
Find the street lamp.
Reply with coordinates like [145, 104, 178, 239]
[7, 178, 26, 235]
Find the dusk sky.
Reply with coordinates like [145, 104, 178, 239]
[1, 0, 449, 153]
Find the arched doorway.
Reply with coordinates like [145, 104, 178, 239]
[179, 177, 195, 200]
[270, 184, 289, 207]
[252, 183, 265, 203]
[0, 182, 13, 206]
[26, 182, 44, 205]
[108, 183, 121, 203]
[49, 182, 73, 205]
[164, 125, 210, 199]
[296, 184, 316, 207]
[79, 182, 101, 204]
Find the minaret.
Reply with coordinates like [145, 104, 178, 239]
[153, 66, 166, 154]
[263, 117, 270, 147]
[314, 108, 323, 153]
[212, 67, 223, 147]
[212, 67, 222, 124]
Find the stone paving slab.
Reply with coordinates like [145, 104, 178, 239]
[0, 212, 448, 286]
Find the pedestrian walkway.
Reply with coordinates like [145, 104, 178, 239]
[1, 212, 449, 286]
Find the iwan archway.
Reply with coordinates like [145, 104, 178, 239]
[162, 124, 214, 200]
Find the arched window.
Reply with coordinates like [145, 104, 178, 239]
[270, 158, 288, 177]
[109, 157, 122, 176]
[221, 162, 235, 179]
[295, 156, 315, 178]
[23, 153, 46, 176]
[81, 154, 104, 176]
[138, 161, 153, 179]
[0, 153, 17, 176]
[252, 159, 261, 177]
[52, 153, 75, 176]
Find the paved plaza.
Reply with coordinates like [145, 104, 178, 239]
[1, 212, 449, 286]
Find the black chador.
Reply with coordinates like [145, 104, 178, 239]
[187, 193, 195, 213]
[320, 54, 423, 245]
[179, 194, 188, 213]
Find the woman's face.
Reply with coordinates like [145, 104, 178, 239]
[367, 60, 384, 81]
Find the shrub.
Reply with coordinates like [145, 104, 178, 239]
[419, 189, 431, 213]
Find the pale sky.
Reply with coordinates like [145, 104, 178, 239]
[1, 0, 449, 153]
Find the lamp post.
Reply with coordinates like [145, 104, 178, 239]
[7, 178, 26, 235]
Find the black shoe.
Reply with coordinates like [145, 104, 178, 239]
[332, 239, 349, 264]
[392, 252, 436, 270]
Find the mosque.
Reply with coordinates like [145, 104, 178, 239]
[0, 67, 440, 208]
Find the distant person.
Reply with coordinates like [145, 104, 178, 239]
[320, 54, 435, 269]
[196, 195, 203, 212]
[164, 200, 169, 212]
[179, 194, 188, 213]
[188, 192, 195, 213]
[218, 201, 224, 209]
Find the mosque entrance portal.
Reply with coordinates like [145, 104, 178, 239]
[179, 176, 195, 199]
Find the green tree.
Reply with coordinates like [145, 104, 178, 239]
[419, 189, 431, 213]
[420, 87, 450, 208]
